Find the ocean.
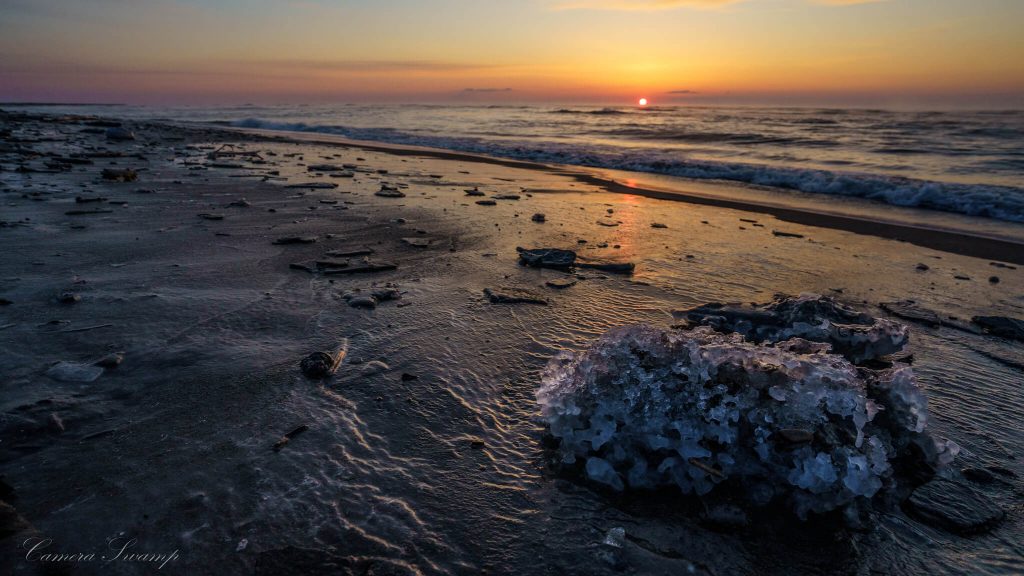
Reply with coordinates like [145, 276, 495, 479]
[11, 103, 1024, 223]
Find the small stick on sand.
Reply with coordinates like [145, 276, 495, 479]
[272, 425, 309, 452]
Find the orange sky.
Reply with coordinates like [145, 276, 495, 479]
[1, 0, 1022, 107]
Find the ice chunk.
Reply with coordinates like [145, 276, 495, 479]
[538, 298, 949, 518]
[45, 361, 104, 383]
[677, 293, 909, 364]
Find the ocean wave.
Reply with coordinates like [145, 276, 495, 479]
[228, 118, 1024, 223]
[551, 107, 630, 115]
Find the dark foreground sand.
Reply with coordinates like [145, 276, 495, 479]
[1, 110, 1022, 575]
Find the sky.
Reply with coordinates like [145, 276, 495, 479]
[1, 0, 1022, 107]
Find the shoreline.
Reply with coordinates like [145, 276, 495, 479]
[221, 124, 1024, 266]
[1, 110, 1021, 576]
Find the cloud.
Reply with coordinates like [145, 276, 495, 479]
[462, 88, 513, 93]
[812, 0, 886, 4]
[264, 60, 498, 73]
[666, 89, 698, 94]
[552, 0, 884, 10]
[552, 0, 739, 10]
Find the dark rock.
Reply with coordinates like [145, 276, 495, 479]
[880, 301, 942, 327]
[905, 479, 1004, 534]
[915, 263, 930, 271]
[464, 187, 486, 196]
[401, 373, 418, 381]
[517, 247, 576, 269]
[475, 199, 496, 206]
[101, 168, 137, 182]
[492, 194, 520, 200]
[650, 223, 668, 229]
[285, 182, 338, 189]
[273, 425, 309, 452]
[58, 292, 80, 304]
[273, 236, 317, 245]
[300, 350, 345, 379]
[678, 294, 906, 364]
[322, 261, 397, 275]
[484, 287, 548, 305]
[94, 352, 124, 368]
[75, 195, 107, 203]
[197, 213, 225, 221]
[989, 276, 1000, 284]
[325, 248, 374, 258]
[972, 316, 1024, 342]
[531, 213, 546, 222]
[772, 230, 805, 238]
[375, 186, 405, 198]
[105, 127, 136, 141]
[345, 295, 377, 309]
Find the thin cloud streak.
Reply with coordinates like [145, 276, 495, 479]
[552, 0, 884, 10]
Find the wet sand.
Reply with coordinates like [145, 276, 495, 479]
[1, 110, 1023, 575]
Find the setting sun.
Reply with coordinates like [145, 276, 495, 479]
[638, 98, 648, 106]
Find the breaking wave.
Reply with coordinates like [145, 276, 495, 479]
[229, 117, 1024, 223]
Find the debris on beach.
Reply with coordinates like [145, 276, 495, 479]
[879, 301, 942, 328]
[484, 287, 548, 305]
[343, 284, 402, 309]
[272, 425, 309, 452]
[285, 182, 338, 189]
[100, 168, 138, 182]
[300, 347, 346, 379]
[94, 352, 124, 368]
[678, 294, 908, 364]
[273, 236, 317, 245]
[517, 247, 576, 269]
[105, 127, 135, 141]
[475, 199, 497, 206]
[532, 213, 546, 223]
[46, 361, 104, 383]
[322, 261, 397, 275]
[773, 230, 805, 238]
[464, 187, 486, 196]
[537, 294, 958, 520]
[972, 316, 1024, 342]
[376, 185, 406, 198]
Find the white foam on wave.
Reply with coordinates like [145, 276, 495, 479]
[229, 118, 1024, 223]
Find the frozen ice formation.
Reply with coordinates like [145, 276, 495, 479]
[537, 294, 956, 518]
[677, 293, 910, 364]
